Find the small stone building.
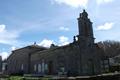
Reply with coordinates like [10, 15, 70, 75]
[5, 10, 109, 76]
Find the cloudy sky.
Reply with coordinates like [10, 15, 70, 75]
[0, 0, 120, 60]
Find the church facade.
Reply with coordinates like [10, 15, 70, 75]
[4, 10, 109, 76]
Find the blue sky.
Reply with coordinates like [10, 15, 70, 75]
[0, 0, 120, 59]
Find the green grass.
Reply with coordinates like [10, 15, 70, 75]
[0, 76, 53, 80]
[9, 76, 24, 80]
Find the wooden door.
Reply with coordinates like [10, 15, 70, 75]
[48, 61, 53, 74]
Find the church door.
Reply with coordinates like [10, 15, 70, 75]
[88, 59, 95, 75]
[48, 61, 53, 75]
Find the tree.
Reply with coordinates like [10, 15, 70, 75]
[97, 40, 120, 58]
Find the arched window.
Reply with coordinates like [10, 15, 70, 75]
[45, 64, 48, 71]
[21, 64, 24, 71]
[38, 64, 41, 73]
[34, 64, 37, 72]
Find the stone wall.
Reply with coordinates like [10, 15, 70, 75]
[30, 42, 103, 76]
[6, 45, 47, 75]
[7, 47, 30, 74]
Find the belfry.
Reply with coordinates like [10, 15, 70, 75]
[77, 10, 94, 45]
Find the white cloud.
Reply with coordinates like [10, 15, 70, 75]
[11, 46, 16, 51]
[0, 24, 6, 32]
[59, 26, 69, 31]
[0, 46, 17, 60]
[0, 24, 19, 46]
[0, 52, 9, 60]
[96, 0, 114, 5]
[38, 39, 54, 47]
[96, 22, 114, 30]
[59, 36, 69, 46]
[53, 0, 88, 8]
[38, 36, 70, 47]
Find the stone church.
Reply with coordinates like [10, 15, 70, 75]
[4, 10, 109, 76]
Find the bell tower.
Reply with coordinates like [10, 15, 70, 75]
[77, 10, 95, 44]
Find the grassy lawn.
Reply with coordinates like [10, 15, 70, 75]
[0, 76, 52, 80]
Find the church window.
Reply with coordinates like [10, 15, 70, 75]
[2, 63, 7, 71]
[21, 64, 24, 70]
[61, 67, 65, 72]
[103, 60, 109, 72]
[34, 64, 37, 72]
[38, 64, 41, 72]
[45, 64, 48, 71]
